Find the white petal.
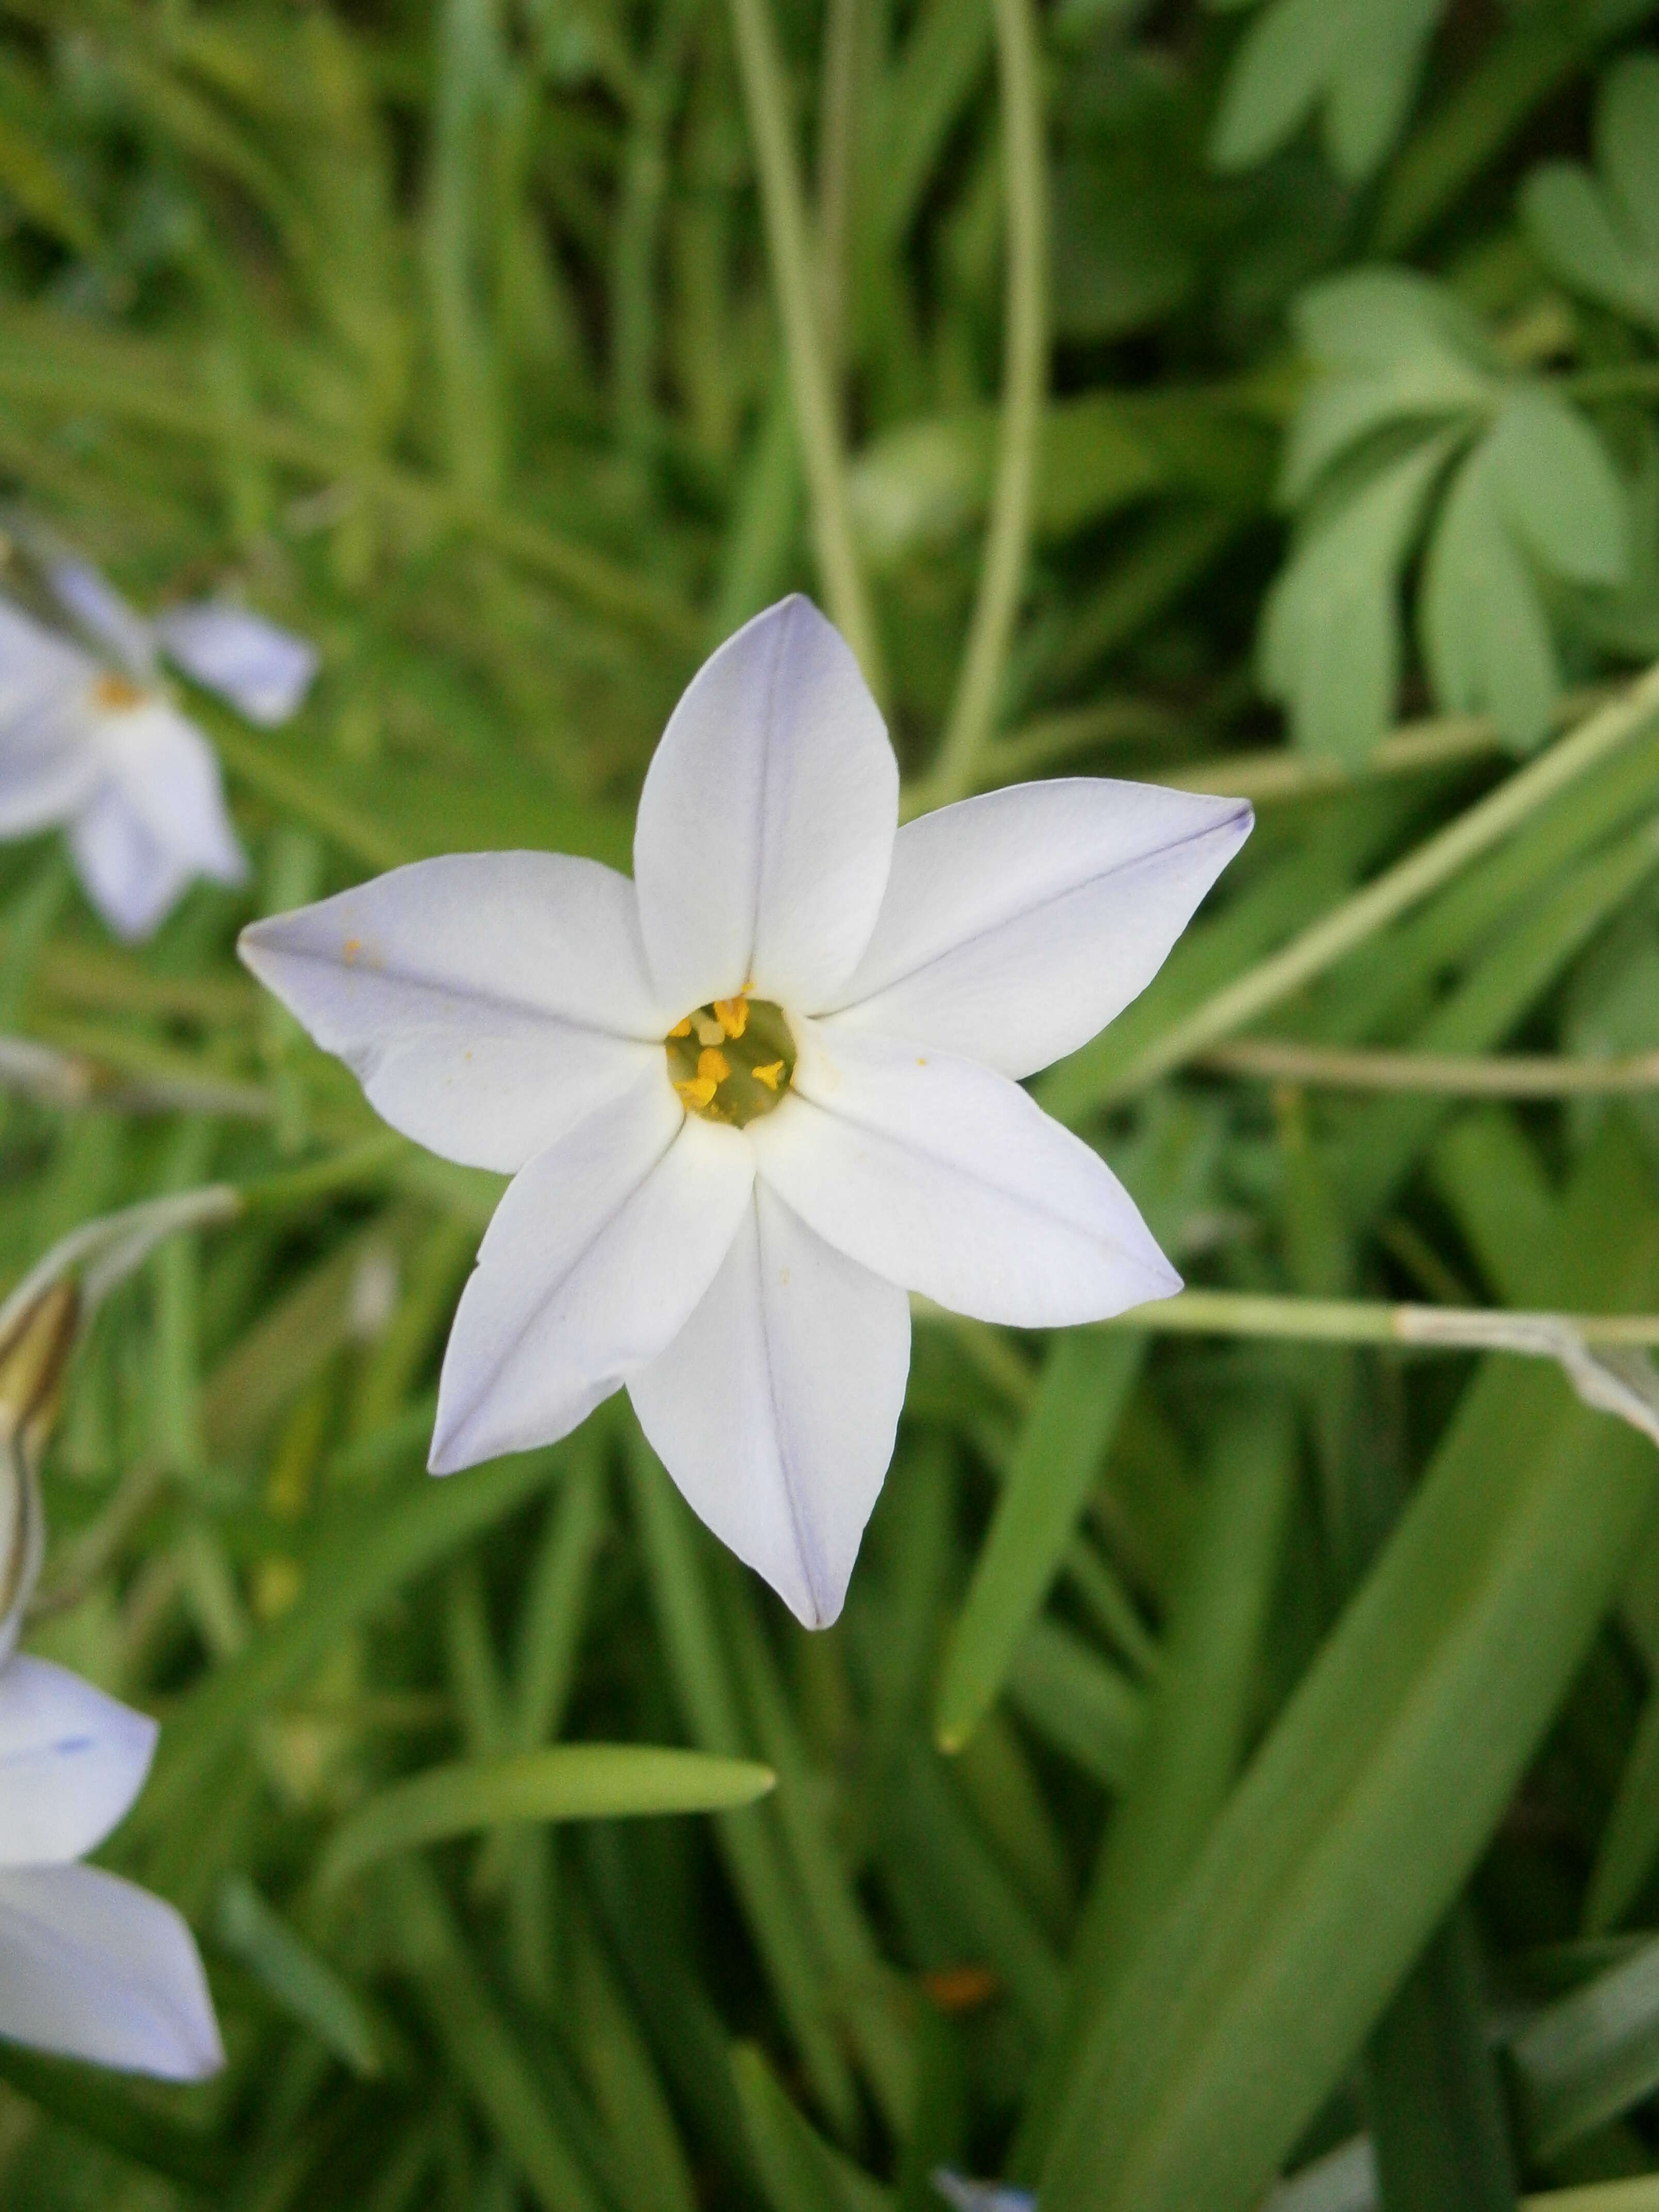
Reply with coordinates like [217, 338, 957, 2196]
[751, 1022, 1180, 1326]
[632, 597, 898, 1015]
[827, 778, 1253, 1078]
[154, 600, 319, 727]
[430, 1072, 755, 1472]
[0, 603, 101, 835]
[240, 854, 671, 1174]
[93, 700, 247, 887]
[628, 1185, 910, 1629]
[69, 791, 196, 941]
[45, 559, 157, 678]
[0, 1657, 156, 1867]
[0, 1862, 222, 2079]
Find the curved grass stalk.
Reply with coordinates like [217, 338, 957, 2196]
[1106, 657, 1659, 1099]
[724, 0, 887, 699]
[1200, 1038, 1659, 1096]
[924, 0, 1048, 807]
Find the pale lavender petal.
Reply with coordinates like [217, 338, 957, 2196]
[629, 1184, 910, 1628]
[0, 1656, 156, 1867]
[155, 600, 319, 727]
[0, 1862, 222, 2079]
[632, 597, 898, 1016]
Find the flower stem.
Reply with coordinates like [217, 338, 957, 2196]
[1198, 1037, 1659, 1097]
[724, 0, 887, 700]
[815, 0, 861, 394]
[1103, 655, 1659, 1099]
[926, 0, 1047, 807]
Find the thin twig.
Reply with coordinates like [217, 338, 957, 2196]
[1199, 1037, 1659, 1097]
[725, 0, 887, 696]
[1101, 658, 1659, 1100]
[924, 0, 1047, 806]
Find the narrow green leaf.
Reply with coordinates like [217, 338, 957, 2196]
[1586, 1688, 1659, 1934]
[214, 1875, 384, 2076]
[1038, 1176, 1659, 2212]
[0, 2044, 231, 2190]
[1365, 1908, 1519, 2210]
[1015, 1389, 1296, 2176]
[733, 2042, 893, 2212]
[936, 1332, 1141, 1754]
[1510, 1933, 1659, 2159]
[321, 1745, 774, 1888]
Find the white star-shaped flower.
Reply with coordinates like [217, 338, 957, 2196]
[241, 597, 1250, 1627]
[0, 554, 318, 939]
[0, 1296, 222, 2080]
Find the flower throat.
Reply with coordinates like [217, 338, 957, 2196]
[665, 995, 795, 1127]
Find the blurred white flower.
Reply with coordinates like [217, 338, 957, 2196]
[931, 2174, 1037, 2212]
[0, 552, 318, 939]
[0, 1286, 222, 2081]
[241, 596, 1250, 1628]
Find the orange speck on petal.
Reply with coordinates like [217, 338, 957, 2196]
[92, 674, 147, 712]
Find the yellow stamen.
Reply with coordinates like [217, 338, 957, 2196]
[713, 996, 749, 1039]
[674, 1075, 719, 1110]
[752, 1060, 785, 1091]
[668, 1017, 692, 1038]
[697, 1047, 730, 1085]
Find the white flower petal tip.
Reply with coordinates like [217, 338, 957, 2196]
[930, 2173, 1036, 2212]
[0, 1863, 223, 2080]
[629, 1188, 910, 1630]
[633, 596, 899, 1015]
[238, 853, 669, 1174]
[155, 600, 319, 726]
[429, 1081, 756, 1473]
[45, 560, 155, 678]
[0, 1657, 157, 1866]
[829, 778, 1254, 1078]
[754, 1024, 1181, 1329]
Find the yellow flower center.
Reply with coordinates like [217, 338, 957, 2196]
[665, 994, 794, 1126]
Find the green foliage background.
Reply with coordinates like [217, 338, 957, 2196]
[8, 1, 1659, 2207]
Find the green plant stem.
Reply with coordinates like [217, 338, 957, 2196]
[816, 0, 861, 390]
[926, 0, 1047, 806]
[724, 0, 886, 696]
[1104, 658, 1659, 1099]
[1092, 1292, 1659, 1351]
[1200, 1038, 1659, 1096]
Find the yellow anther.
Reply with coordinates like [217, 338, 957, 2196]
[674, 1075, 719, 1110]
[752, 1060, 785, 1092]
[693, 1013, 726, 1049]
[668, 1017, 692, 1038]
[697, 1047, 730, 1085]
[713, 996, 749, 1039]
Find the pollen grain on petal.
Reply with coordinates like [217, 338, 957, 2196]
[91, 673, 147, 713]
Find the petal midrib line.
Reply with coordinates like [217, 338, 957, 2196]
[780, 1080, 1168, 1277]
[752, 1192, 831, 1624]
[266, 945, 665, 1046]
[825, 810, 1246, 1015]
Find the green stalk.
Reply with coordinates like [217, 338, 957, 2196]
[724, 0, 886, 697]
[1105, 658, 1659, 1098]
[925, 0, 1047, 806]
